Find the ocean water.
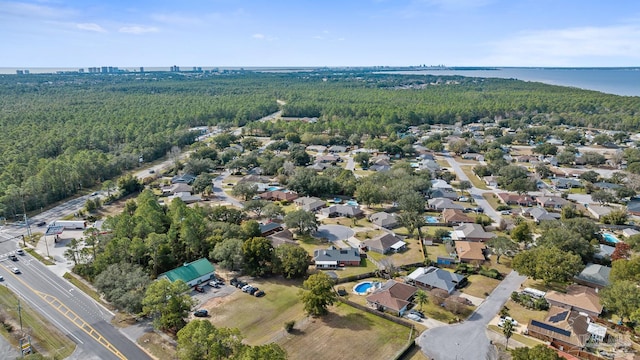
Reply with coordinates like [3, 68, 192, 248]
[383, 68, 640, 97]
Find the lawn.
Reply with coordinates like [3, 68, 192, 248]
[335, 258, 378, 278]
[204, 278, 305, 345]
[459, 274, 501, 299]
[482, 193, 502, 211]
[138, 332, 176, 360]
[278, 302, 413, 360]
[488, 325, 545, 347]
[0, 286, 76, 359]
[400, 346, 429, 360]
[460, 166, 490, 190]
[501, 299, 548, 327]
[424, 243, 451, 262]
[391, 242, 426, 266]
[354, 229, 385, 241]
[297, 235, 330, 255]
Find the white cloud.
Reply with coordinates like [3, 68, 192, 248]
[76, 23, 106, 33]
[484, 25, 640, 66]
[119, 25, 159, 34]
[252, 33, 265, 39]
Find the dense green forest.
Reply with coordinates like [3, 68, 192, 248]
[1, 70, 638, 216]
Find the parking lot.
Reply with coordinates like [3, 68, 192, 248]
[190, 280, 237, 306]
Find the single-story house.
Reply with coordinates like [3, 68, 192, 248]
[171, 174, 197, 185]
[328, 145, 348, 153]
[158, 258, 215, 287]
[574, 264, 611, 290]
[294, 196, 327, 212]
[428, 198, 464, 211]
[536, 196, 570, 209]
[259, 222, 284, 237]
[442, 209, 474, 224]
[587, 205, 613, 220]
[628, 200, 640, 216]
[593, 182, 621, 190]
[260, 190, 299, 202]
[522, 207, 561, 223]
[306, 145, 327, 153]
[363, 233, 406, 254]
[451, 223, 496, 242]
[320, 204, 364, 218]
[407, 266, 467, 294]
[267, 229, 298, 247]
[455, 241, 487, 263]
[431, 179, 453, 190]
[313, 246, 361, 269]
[552, 178, 583, 189]
[527, 307, 591, 351]
[307, 163, 333, 172]
[366, 280, 418, 316]
[420, 159, 441, 173]
[483, 176, 499, 187]
[545, 285, 603, 317]
[369, 212, 399, 229]
[167, 192, 202, 204]
[429, 188, 459, 200]
[162, 183, 193, 196]
[237, 174, 270, 184]
[594, 244, 615, 261]
[316, 154, 341, 164]
[461, 153, 484, 161]
[497, 193, 536, 207]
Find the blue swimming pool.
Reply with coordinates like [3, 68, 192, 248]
[425, 216, 439, 223]
[602, 233, 620, 244]
[346, 200, 358, 206]
[354, 281, 373, 295]
[267, 186, 281, 192]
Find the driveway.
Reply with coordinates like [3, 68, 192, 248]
[313, 225, 355, 242]
[416, 270, 527, 360]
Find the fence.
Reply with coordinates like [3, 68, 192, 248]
[334, 272, 377, 285]
[338, 297, 415, 328]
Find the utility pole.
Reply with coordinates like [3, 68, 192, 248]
[18, 300, 23, 333]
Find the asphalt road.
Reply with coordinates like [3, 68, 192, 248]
[212, 171, 245, 208]
[416, 270, 527, 360]
[441, 152, 503, 225]
[0, 242, 150, 360]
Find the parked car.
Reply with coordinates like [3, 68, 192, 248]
[248, 287, 259, 295]
[500, 210, 511, 215]
[241, 284, 253, 292]
[11, 267, 20, 274]
[230, 278, 239, 286]
[405, 313, 422, 322]
[254, 290, 265, 297]
[193, 309, 208, 317]
[408, 309, 425, 318]
[209, 281, 220, 288]
[194, 286, 205, 293]
[8, 254, 18, 261]
[498, 316, 518, 327]
[16, 249, 25, 255]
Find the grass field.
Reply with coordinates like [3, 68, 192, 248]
[488, 324, 545, 347]
[459, 274, 501, 299]
[424, 243, 451, 262]
[460, 166, 490, 190]
[26, 248, 55, 265]
[204, 278, 306, 345]
[0, 286, 76, 359]
[502, 299, 547, 327]
[278, 302, 413, 360]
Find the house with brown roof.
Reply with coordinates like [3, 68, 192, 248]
[527, 306, 591, 351]
[451, 223, 496, 242]
[545, 285, 603, 317]
[455, 241, 487, 263]
[260, 190, 299, 202]
[536, 196, 570, 209]
[266, 229, 298, 247]
[442, 209, 474, 224]
[496, 193, 536, 207]
[366, 280, 418, 316]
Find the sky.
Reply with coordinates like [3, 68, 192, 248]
[1, 0, 640, 68]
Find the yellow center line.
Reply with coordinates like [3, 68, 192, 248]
[1, 264, 127, 360]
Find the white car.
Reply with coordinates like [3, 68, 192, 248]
[0, 275, 4, 281]
[405, 313, 422, 322]
[498, 316, 518, 327]
[11, 267, 20, 274]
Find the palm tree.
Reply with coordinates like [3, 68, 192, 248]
[502, 319, 514, 349]
[414, 290, 429, 312]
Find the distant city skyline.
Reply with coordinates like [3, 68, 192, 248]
[1, 0, 639, 68]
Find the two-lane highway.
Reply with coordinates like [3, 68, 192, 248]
[0, 252, 150, 360]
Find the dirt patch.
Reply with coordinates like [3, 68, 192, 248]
[138, 332, 176, 360]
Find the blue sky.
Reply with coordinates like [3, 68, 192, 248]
[1, 0, 640, 67]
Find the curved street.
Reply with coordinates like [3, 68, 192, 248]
[417, 270, 527, 360]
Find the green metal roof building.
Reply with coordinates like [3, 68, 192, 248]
[159, 258, 215, 287]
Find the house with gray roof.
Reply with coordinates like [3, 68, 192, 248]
[595, 244, 615, 261]
[552, 178, 583, 189]
[536, 196, 569, 209]
[294, 196, 327, 212]
[429, 188, 459, 200]
[313, 246, 361, 269]
[622, 228, 640, 238]
[363, 233, 406, 254]
[523, 207, 561, 223]
[587, 205, 613, 220]
[328, 145, 348, 153]
[574, 264, 611, 290]
[369, 212, 399, 229]
[628, 200, 640, 216]
[406, 266, 467, 294]
[428, 198, 464, 211]
[320, 204, 364, 218]
[451, 223, 496, 242]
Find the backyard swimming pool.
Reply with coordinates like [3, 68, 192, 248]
[267, 186, 281, 192]
[425, 216, 439, 223]
[353, 281, 380, 295]
[346, 200, 358, 206]
[602, 233, 620, 244]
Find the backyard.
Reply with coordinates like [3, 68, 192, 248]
[278, 302, 414, 360]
